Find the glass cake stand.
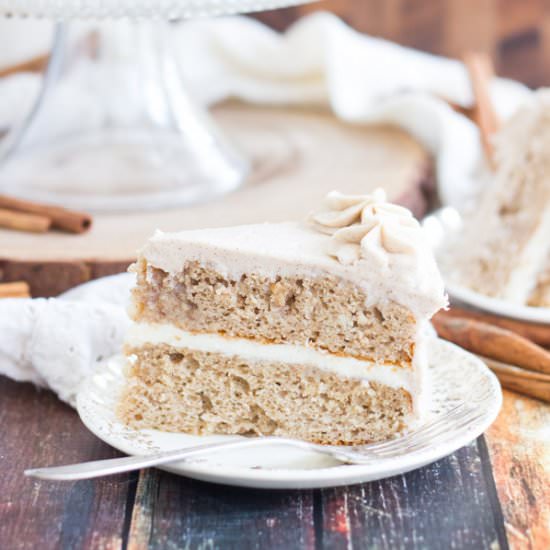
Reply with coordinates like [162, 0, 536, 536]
[0, 1, 314, 211]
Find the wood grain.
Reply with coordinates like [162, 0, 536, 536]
[256, 0, 550, 87]
[485, 391, 550, 549]
[319, 441, 508, 549]
[0, 102, 432, 297]
[0, 377, 133, 550]
[122, 442, 508, 549]
[127, 471, 316, 550]
[0, 375, 516, 549]
[2, 10, 549, 543]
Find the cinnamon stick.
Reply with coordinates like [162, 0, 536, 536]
[0, 281, 31, 299]
[432, 314, 550, 375]
[0, 208, 51, 233]
[0, 53, 49, 78]
[0, 194, 92, 234]
[463, 51, 500, 168]
[481, 356, 550, 403]
[445, 99, 476, 121]
[436, 307, 550, 348]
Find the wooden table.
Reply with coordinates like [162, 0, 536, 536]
[1, 376, 548, 549]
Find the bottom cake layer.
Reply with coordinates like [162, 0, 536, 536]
[118, 343, 414, 445]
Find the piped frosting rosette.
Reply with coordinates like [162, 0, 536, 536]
[309, 189, 422, 265]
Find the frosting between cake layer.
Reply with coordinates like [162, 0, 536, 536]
[139, 221, 447, 320]
[126, 322, 419, 394]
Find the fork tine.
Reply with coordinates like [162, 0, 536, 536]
[358, 402, 470, 452]
[382, 412, 486, 458]
[369, 419, 484, 462]
[375, 409, 485, 458]
[338, 410, 487, 464]
[380, 406, 482, 451]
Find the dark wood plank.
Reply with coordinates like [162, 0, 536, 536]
[126, 470, 316, 550]
[318, 440, 509, 549]
[0, 375, 516, 549]
[125, 440, 509, 549]
[0, 377, 134, 550]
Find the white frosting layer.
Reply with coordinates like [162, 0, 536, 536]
[127, 322, 418, 394]
[140, 221, 447, 320]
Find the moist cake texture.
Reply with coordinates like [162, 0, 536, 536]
[442, 90, 550, 304]
[132, 261, 417, 364]
[119, 189, 447, 444]
[123, 344, 412, 445]
[529, 256, 550, 307]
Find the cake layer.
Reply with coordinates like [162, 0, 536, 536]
[446, 199, 550, 302]
[132, 260, 418, 364]
[138, 222, 446, 320]
[443, 91, 550, 303]
[125, 323, 419, 392]
[528, 256, 550, 307]
[119, 343, 414, 445]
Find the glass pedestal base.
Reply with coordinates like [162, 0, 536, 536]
[0, 21, 249, 211]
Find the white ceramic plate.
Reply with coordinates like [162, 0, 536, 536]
[446, 282, 550, 324]
[76, 339, 502, 489]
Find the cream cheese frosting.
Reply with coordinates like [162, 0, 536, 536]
[126, 322, 429, 420]
[127, 322, 414, 389]
[140, 195, 447, 320]
[309, 189, 422, 264]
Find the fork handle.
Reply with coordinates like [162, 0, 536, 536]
[24, 437, 318, 481]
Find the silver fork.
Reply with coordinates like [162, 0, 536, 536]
[25, 402, 485, 481]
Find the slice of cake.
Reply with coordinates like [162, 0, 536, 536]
[528, 255, 550, 307]
[443, 90, 550, 304]
[118, 190, 447, 445]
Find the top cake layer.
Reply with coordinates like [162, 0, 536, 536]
[131, 190, 446, 365]
[139, 221, 445, 321]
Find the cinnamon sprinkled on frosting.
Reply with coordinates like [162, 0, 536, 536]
[309, 189, 422, 265]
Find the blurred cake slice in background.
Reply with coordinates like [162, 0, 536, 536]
[528, 256, 550, 307]
[118, 190, 447, 445]
[442, 90, 550, 305]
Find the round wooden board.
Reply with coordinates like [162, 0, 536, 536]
[0, 102, 431, 296]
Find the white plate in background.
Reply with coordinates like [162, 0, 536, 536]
[446, 282, 550, 324]
[422, 207, 550, 325]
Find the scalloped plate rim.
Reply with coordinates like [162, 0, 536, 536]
[76, 339, 502, 489]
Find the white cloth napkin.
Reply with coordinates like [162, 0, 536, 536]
[0, 274, 132, 405]
[0, 13, 532, 405]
